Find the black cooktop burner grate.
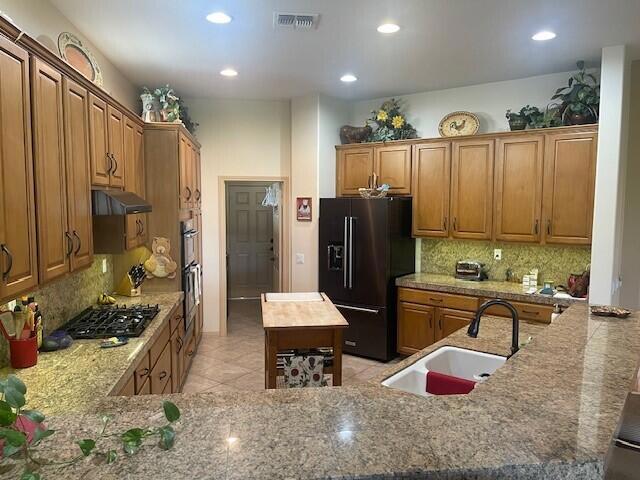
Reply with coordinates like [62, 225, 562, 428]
[61, 304, 160, 339]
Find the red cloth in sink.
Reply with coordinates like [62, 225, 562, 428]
[426, 371, 476, 395]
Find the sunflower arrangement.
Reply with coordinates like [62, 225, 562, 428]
[367, 98, 417, 142]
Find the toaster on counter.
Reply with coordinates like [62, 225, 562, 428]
[455, 261, 488, 281]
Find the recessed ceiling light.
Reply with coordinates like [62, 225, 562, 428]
[532, 30, 556, 41]
[206, 11, 232, 24]
[340, 74, 357, 83]
[220, 68, 238, 77]
[377, 23, 400, 34]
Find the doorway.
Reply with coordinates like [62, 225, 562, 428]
[225, 181, 284, 334]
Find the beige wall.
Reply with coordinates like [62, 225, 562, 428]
[0, 0, 138, 110]
[186, 97, 291, 332]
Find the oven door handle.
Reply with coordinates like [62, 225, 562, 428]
[183, 231, 198, 238]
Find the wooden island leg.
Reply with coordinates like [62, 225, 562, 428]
[332, 328, 343, 386]
[265, 330, 278, 389]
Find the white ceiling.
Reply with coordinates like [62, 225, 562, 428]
[50, 0, 640, 101]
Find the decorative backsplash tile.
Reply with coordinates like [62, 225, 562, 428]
[420, 239, 591, 285]
[0, 255, 113, 367]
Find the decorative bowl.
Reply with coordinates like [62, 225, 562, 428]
[358, 188, 388, 199]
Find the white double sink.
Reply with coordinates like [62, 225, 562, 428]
[381, 346, 506, 397]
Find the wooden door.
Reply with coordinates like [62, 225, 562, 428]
[336, 147, 374, 196]
[436, 308, 473, 342]
[226, 184, 274, 298]
[178, 134, 191, 208]
[88, 93, 110, 186]
[0, 38, 38, 299]
[194, 149, 202, 209]
[494, 135, 544, 242]
[450, 139, 494, 240]
[412, 142, 451, 237]
[397, 301, 436, 356]
[134, 124, 147, 245]
[542, 131, 597, 245]
[107, 105, 125, 187]
[374, 144, 411, 194]
[63, 78, 93, 271]
[124, 118, 139, 249]
[31, 58, 70, 283]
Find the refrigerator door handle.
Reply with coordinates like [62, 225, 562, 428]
[349, 216, 354, 289]
[343, 216, 349, 288]
[334, 304, 379, 314]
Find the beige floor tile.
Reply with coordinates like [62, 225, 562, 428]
[226, 371, 265, 392]
[206, 382, 241, 393]
[190, 358, 252, 384]
[181, 373, 221, 393]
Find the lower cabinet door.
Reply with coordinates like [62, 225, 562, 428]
[436, 308, 474, 342]
[397, 302, 435, 356]
[118, 374, 135, 396]
[171, 325, 185, 393]
[182, 326, 196, 378]
[150, 343, 171, 394]
[138, 378, 151, 395]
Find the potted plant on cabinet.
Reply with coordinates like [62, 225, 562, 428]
[505, 108, 528, 130]
[552, 61, 600, 125]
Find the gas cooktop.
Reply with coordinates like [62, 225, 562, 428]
[62, 304, 160, 339]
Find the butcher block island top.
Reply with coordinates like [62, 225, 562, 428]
[260, 292, 349, 329]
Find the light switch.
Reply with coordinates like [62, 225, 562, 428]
[493, 249, 502, 261]
[296, 253, 305, 264]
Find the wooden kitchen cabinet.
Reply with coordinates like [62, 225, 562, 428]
[88, 93, 110, 186]
[542, 130, 597, 245]
[374, 144, 412, 194]
[150, 343, 172, 394]
[182, 325, 196, 378]
[336, 146, 374, 196]
[124, 117, 147, 249]
[179, 133, 193, 209]
[171, 321, 185, 393]
[494, 135, 544, 242]
[106, 105, 125, 187]
[0, 37, 38, 301]
[450, 139, 494, 240]
[397, 301, 436, 355]
[412, 142, 451, 237]
[63, 78, 94, 271]
[435, 308, 474, 342]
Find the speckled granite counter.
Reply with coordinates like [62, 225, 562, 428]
[397, 272, 585, 306]
[0, 292, 183, 415]
[4, 302, 638, 480]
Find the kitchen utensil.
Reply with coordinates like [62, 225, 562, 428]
[455, 261, 488, 281]
[99, 336, 129, 348]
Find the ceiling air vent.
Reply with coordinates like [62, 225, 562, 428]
[274, 12, 320, 30]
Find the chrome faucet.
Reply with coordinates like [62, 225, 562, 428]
[467, 299, 520, 357]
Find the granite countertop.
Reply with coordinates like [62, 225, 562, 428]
[0, 291, 183, 416]
[4, 302, 638, 480]
[397, 272, 585, 306]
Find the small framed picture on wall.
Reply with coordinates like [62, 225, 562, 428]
[296, 197, 312, 221]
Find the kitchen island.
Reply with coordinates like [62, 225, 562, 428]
[1, 303, 637, 479]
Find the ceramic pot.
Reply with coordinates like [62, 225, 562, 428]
[508, 116, 527, 131]
[566, 111, 593, 125]
[140, 93, 160, 123]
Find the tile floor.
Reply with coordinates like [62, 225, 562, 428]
[182, 299, 394, 393]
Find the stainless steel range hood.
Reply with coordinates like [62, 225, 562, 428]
[92, 189, 152, 215]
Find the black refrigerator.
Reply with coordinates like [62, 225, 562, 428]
[319, 197, 415, 361]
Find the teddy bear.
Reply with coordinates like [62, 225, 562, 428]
[144, 237, 178, 279]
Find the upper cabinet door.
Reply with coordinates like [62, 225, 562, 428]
[543, 130, 597, 245]
[107, 105, 125, 187]
[450, 139, 494, 240]
[88, 93, 110, 187]
[63, 78, 93, 271]
[194, 148, 202, 208]
[134, 124, 148, 245]
[494, 136, 544, 242]
[0, 37, 38, 299]
[124, 117, 139, 250]
[179, 134, 191, 209]
[31, 58, 70, 284]
[412, 142, 451, 237]
[336, 147, 374, 196]
[374, 144, 412, 194]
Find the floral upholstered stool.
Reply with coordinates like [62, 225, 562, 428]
[283, 355, 328, 388]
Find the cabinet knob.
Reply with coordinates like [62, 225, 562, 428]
[138, 368, 149, 377]
[159, 371, 168, 380]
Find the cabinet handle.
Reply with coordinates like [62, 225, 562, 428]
[159, 371, 168, 380]
[547, 219, 551, 235]
[139, 219, 144, 236]
[73, 231, 81, 255]
[522, 309, 539, 316]
[429, 298, 443, 303]
[187, 349, 194, 357]
[65, 232, 74, 257]
[136, 219, 142, 236]
[439, 318, 443, 330]
[138, 367, 149, 377]
[429, 318, 432, 328]
[176, 337, 183, 353]
[534, 219, 539, 235]
[453, 217, 457, 231]
[1, 244, 12, 280]
[195, 189, 201, 201]
[111, 154, 118, 175]
[443, 217, 447, 231]
[185, 186, 192, 200]
[106, 153, 113, 173]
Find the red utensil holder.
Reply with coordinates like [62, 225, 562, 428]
[9, 335, 38, 368]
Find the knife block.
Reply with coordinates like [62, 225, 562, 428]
[115, 274, 142, 297]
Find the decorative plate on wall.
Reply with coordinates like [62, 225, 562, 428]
[438, 111, 480, 137]
[57, 32, 103, 87]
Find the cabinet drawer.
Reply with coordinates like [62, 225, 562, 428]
[398, 288, 479, 311]
[482, 300, 553, 323]
[134, 352, 150, 393]
[151, 343, 172, 394]
[150, 323, 171, 368]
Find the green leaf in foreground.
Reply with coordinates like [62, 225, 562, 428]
[33, 428, 55, 443]
[3, 443, 22, 457]
[105, 449, 117, 464]
[158, 425, 175, 450]
[21, 410, 45, 424]
[0, 400, 17, 426]
[0, 428, 26, 447]
[20, 472, 41, 480]
[77, 439, 96, 456]
[162, 401, 180, 423]
[121, 428, 145, 455]
[4, 387, 26, 409]
[7, 375, 26, 395]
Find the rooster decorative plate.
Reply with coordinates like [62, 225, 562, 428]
[58, 32, 103, 87]
[438, 111, 479, 137]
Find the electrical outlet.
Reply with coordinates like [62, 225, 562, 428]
[493, 249, 502, 261]
[102, 258, 108, 273]
[296, 253, 305, 265]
